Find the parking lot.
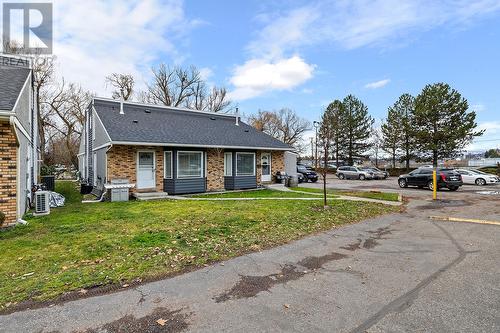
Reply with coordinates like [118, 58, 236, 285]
[302, 174, 500, 200]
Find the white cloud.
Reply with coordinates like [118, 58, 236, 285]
[229, 56, 315, 100]
[471, 103, 486, 112]
[466, 121, 500, 151]
[365, 79, 391, 89]
[20, 0, 198, 95]
[249, 1, 500, 53]
[230, 0, 500, 101]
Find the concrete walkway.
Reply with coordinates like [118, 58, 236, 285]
[1, 192, 498, 332]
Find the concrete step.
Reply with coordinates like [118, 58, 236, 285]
[133, 192, 171, 201]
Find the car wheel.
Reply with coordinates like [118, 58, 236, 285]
[359, 174, 366, 180]
[302, 178, 308, 183]
[428, 181, 435, 191]
[448, 186, 459, 191]
[338, 174, 345, 180]
[475, 178, 486, 186]
[311, 179, 318, 183]
[398, 178, 408, 188]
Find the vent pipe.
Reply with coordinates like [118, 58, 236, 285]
[235, 107, 239, 126]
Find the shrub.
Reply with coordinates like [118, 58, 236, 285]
[0, 211, 5, 225]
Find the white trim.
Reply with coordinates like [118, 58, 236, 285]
[92, 105, 112, 142]
[12, 117, 31, 142]
[224, 152, 232, 177]
[110, 141, 291, 151]
[236, 152, 256, 177]
[176, 150, 204, 179]
[261, 152, 272, 181]
[93, 152, 97, 186]
[11, 71, 32, 112]
[0, 111, 16, 117]
[93, 97, 237, 118]
[164, 151, 173, 179]
[136, 150, 156, 189]
[92, 142, 112, 152]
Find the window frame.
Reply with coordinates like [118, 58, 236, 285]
[235, 152, 256, 177]
[176, 151, 204, 179]
[224, 152, 233, 177]
[164, 151, 173, 179]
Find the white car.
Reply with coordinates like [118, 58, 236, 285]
[455, 169, 500, 186]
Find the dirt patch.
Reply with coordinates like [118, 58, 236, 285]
[297, 252, 348, 270]
[417, 199, 472, 210]
[80, 307, 190, 333]
[340, 239, 362, 251]
[362, 238, 379, 249]
[214, 265, 304, 303]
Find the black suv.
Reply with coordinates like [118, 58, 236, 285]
[297, 165, 318, 183]
[398, 168, 463, 191]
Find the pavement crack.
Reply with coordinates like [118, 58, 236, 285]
[349, 221, 468, 333]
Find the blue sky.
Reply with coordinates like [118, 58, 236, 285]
[4, 0, 499, 150]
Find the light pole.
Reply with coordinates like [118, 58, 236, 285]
[313, 121, 320, 169]
[310, 137, 314, 163]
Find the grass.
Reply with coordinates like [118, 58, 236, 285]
[289, 187, 400, 202]
[190, 189, 334, 198]
[0, 181, 398, 310]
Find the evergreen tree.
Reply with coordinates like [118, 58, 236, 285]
[324, 100, 346, 167]
[341, 95, 374, 165]
[381, 108, 401, 168]
[414, 83, 483, 166]
[397, 94, 416, 171]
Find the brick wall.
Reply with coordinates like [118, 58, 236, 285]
[0, 121, 18, 226]
[107, 145, 164, 193]
[206, 149, 225, 191]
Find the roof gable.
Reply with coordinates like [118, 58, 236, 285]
[93, 98, 292, 150]
[0, 66, 31, 111]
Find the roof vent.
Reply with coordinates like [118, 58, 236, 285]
[210, 116, 216, 120]
[133, 120, 138, 123]
[244, 129, 249, 132]
[145, 109, 151, 114]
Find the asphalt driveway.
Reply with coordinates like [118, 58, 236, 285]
[1, 182, 499, 332]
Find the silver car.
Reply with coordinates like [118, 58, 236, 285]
[336, 166, 374, 180]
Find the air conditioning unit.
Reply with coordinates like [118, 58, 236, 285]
[34, 191, 50, 216]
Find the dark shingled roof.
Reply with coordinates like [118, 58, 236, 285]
[0, 66, 31, 111]
[93, 98, 292, 150]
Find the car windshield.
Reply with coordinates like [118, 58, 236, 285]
[297, 166, 308, 172]
[469, 169, 487, 175]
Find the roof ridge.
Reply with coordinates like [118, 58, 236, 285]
[93, 97, 237, 118]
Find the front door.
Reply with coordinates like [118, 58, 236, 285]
[137, 151, 155, 189]
[261, 153, 271, 182]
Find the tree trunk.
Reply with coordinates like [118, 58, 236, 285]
[392, 148, 396, 169]
[323, 146, 328, 208]
[433, 150, 438, 168]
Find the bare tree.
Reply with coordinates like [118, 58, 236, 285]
[4, 41, 56, 162]
[43, 81, 92, 168]
[248, 108, 311, 147]
[106, 73, 135, 100]
[142, 63, 232, 112]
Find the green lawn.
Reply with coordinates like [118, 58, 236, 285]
[0, 181, 398, 310]
[289, 187, 400, 202]
[190, 189, 335, 198]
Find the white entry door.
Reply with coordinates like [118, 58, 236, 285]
[137, 151, 155, 189]
[261, 153, 271, 182]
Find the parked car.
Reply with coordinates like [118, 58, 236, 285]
[418, 165, 434, 169]
[454, 169, 500, 186]
[398, 168, 463, 191]
[336, 166, 374, 180]
[297, 165, 318, 182]
[363, 167, 389, 179]
[297, 173, 305, 183]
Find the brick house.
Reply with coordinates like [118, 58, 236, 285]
[78, 98, 293, 195]
[0, 56, 39, 226]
